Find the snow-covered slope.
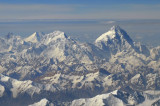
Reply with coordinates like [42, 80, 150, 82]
[0, 26, 160, 105]
[0, 74, 41, 98]
[95, 26, 134, 55]
[71, 90, 124, 106]
[95, 26, 133, 44]
[29, 98, 54, 106]
[70, 90, 160, 106]
[24, 32, 44, 43]
[0, 30, 107, 80]
[40, 30, 67, 45]
[0, 33, 31, 54]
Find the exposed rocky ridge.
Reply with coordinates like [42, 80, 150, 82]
[0, 26, 160, 105]
[68, 89, 160, 106]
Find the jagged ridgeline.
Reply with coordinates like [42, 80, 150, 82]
[0, 26, 160, 106]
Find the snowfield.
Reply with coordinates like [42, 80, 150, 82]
[0, 26, 160, 105]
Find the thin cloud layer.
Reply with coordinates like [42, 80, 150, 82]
[0, 4, 160, 20]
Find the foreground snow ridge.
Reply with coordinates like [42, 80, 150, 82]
[29, 98, 54, 106]
[71, 90, 124, 106]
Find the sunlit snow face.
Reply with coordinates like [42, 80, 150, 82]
[0, 20, 160, 46]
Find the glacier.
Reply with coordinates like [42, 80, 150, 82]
[0, 26, 160, 105]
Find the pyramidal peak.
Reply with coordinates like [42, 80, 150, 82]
[95, 25, 133, 44]
[24, 32, 44, 43]
[95, 25, 135, 54]
[95, 26, 122, 42]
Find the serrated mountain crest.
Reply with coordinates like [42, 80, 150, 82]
[1, 25, 160, 106]
[41, 31, 68, 45]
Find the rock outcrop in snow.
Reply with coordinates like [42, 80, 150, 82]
[0, 26, 160, 105]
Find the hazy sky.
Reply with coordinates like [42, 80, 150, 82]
[0, 0, 160, 20]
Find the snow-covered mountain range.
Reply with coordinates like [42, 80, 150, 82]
[0, 26, 160, 106]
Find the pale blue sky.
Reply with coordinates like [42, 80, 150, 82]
[0, 0, 160, 20]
